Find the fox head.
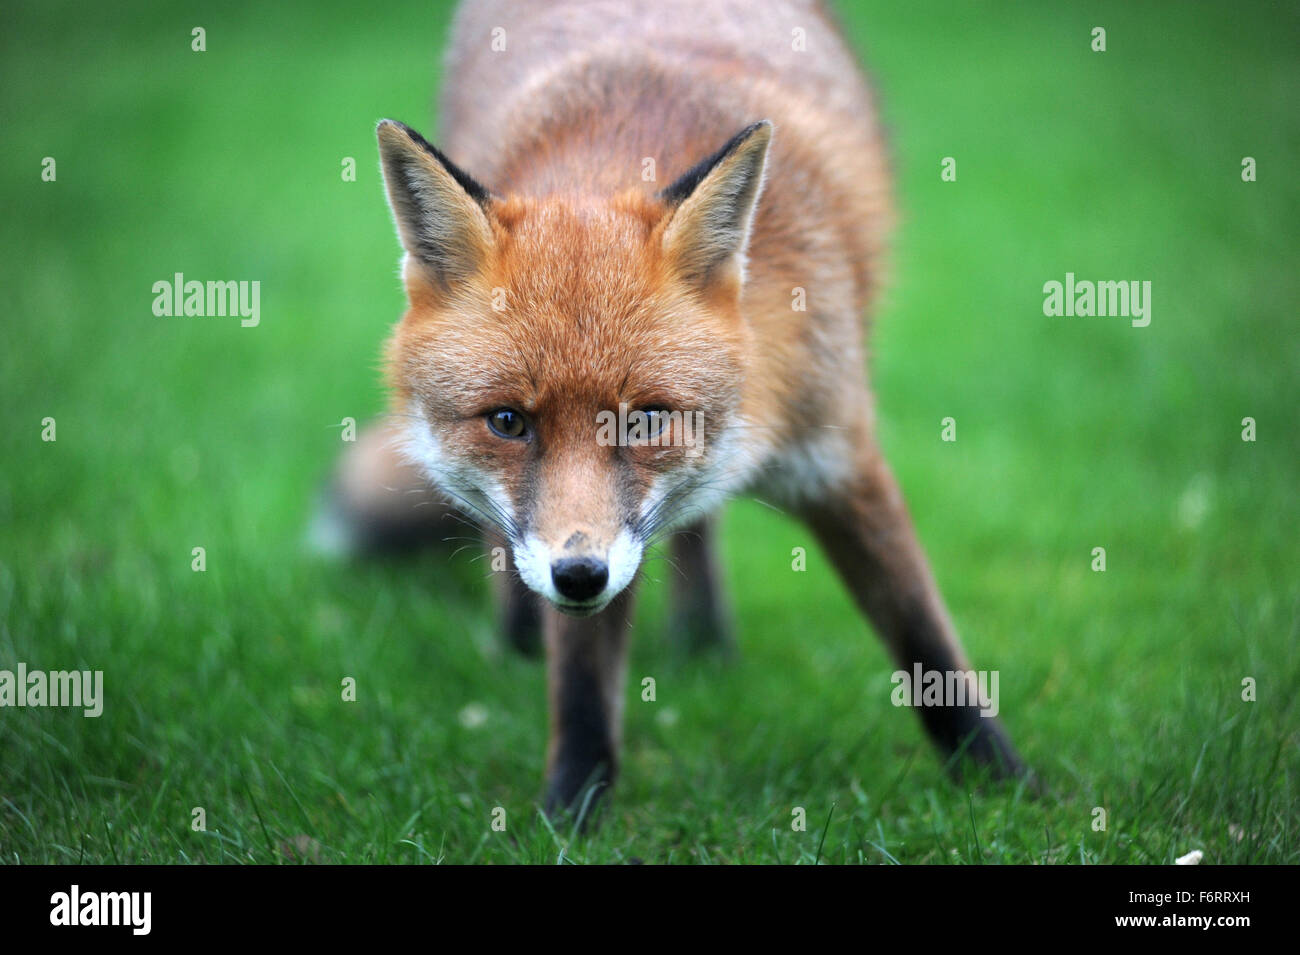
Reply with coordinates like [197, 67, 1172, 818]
[376, 118, 771, 616]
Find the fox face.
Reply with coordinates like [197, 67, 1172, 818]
[378, 120, 772, 615]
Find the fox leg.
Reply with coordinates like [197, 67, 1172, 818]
[801, 446, 1025, 779]
[667, 516, 735, 653]
[486, 529, 542, 656]
[542, 587, 636, 819]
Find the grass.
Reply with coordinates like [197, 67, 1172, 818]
[1, 0, 1296, 863]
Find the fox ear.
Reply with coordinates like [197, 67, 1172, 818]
[376, 120, 495, 291]
[659, 120, 772, 290]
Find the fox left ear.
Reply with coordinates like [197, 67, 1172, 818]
[659, 120, 772, 291]
[376, 119, 495, 293]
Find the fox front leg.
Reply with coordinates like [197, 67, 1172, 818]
[542, 588, 636, 822]
[486, 529, 543, 657]
[667, 516, 735, 654]
[802, 446, 1026, 780]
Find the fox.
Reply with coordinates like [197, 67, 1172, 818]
[327, 0, 1026, 816]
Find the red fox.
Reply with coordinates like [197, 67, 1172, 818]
[329, 0, 1024, 814]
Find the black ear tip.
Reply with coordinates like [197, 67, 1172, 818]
[374, 119, 437, 159]
[742, 120, 774, 148]
[657, 120, 774, 205]
[374, 120, 494, 206]
[376, 119, 414, 141]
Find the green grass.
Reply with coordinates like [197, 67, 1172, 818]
[1, 0, 1296, 863]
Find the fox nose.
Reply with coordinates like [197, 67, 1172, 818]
[551, 556, 609, 602]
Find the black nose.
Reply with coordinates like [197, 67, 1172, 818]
[551, 557, 609, 602]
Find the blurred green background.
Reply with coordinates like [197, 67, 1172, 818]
[1, 0, 1296, 863]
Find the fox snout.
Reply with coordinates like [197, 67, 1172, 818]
[552, 555, 608, 602]
[513, 527, 644, 616]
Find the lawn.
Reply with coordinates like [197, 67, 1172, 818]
[1, 0, 1296, 863]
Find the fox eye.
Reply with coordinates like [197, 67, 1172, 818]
[486, 408, 528, 439]
[640, 407, 670, 438]
[627, 406, 671, 441]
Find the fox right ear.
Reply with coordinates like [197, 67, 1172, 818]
[659, 121, 772, 292]
[376, 120, 495, 291]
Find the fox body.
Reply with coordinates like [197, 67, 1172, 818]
[346, 0, 1023, 813]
